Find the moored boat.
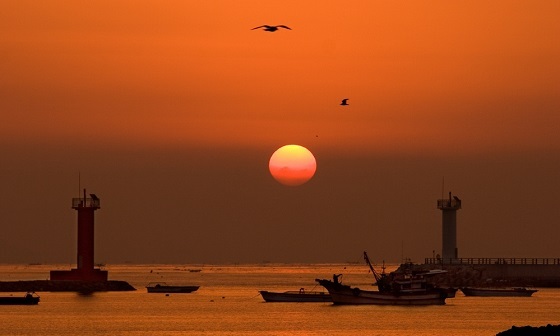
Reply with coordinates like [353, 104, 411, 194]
[316, 278, 447, 305]
[259, 288, 331, 302]
[0, 292, 40, 305]
[146, 283, 199, 293]
[460, 287, 537, 297]
[315, 252, 448, 306]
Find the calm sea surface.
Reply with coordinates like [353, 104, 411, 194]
[1, 264, 559, 336]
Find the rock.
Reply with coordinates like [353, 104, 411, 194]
[496, 324, 560, 335]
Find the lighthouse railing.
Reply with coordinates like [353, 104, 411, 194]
[72, 197, 100, 208]
[437, 198, 461, 209]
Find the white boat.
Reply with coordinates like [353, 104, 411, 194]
[460, 287, 537, 297]
[259, 289, 331, 302]
[315, 252, 448, 305]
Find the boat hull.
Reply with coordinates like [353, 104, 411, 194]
[316, 279, 447, 305]
[444, 287, 458, 298]
[0, 293, 40, 305]
[460, 287, 537, 297]
[146, 285, 199, 293]
[259, 290, 331, 302]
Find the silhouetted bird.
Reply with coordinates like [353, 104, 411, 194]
[340, 99, 349, 106]
[251, 25, 292, 32]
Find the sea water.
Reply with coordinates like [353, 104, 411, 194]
[1, 264, 559, 336]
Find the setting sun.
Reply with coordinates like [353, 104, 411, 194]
[269, 145, 317, 186]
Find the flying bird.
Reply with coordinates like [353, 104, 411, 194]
[340, 99, 349, 106]
[251, 25, 292, 32]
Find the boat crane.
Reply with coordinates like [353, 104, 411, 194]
[363, 251, 391, 292]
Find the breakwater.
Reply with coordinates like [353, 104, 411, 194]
[0, 280, 136, 292]
[402, 258, 560, 287]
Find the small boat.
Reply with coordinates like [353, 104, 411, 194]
[146, 282, 199, 293]
[0, 292, 40, 305]
[259, 288, 331, 302]
[315, 252, 448, 306]
[460, 287, 538, 297]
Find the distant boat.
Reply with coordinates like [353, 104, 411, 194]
[0, 292, 40, 305]
[259, 289, 331, 302]
[146, 283, 199, 293]
[315, 252, 448, 305]
[460, 287, 538, 297]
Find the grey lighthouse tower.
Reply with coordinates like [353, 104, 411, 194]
[437, 192, 462, 262]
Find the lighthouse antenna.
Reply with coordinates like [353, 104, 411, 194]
[78, 172, 81, 202]
[441, 176, 444, 201]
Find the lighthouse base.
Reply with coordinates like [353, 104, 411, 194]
[50, 268, 108, 281]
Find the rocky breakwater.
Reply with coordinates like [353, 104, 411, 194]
[0, 280, 136, 292]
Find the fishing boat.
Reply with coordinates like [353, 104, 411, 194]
[315, 252, 448, 305]
[0, 292, 40, 305]
[460, 287, 538, 297]
[146, 283, 199, 293]
[259, 288, 331, 302]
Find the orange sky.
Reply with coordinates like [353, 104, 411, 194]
[1, 1, 560, 264]
[2, 0, 559, 154]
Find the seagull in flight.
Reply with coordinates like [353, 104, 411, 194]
[340, 99, 349, 106]
[252, 25, 292, 32]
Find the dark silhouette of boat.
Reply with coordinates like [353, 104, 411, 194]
[316, 278, 447, 305]
[146, 283, 199, 293]
[460, 287, 538, 297]
[259, 288, 331, 302]
[0, 292, 40, 305]
[316, 252, 448, 305]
